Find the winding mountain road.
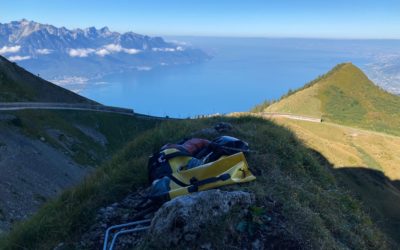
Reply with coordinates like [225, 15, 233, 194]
[228, 112, 322, 123]
[260, 112, 322, 123]
[0, 104, 322, 122]
[0, 102, 170, 120]
[0, 102, 134, 114]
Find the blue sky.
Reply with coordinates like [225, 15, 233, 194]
[1, 0, 400, 38]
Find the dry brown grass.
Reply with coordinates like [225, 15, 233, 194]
[271, 117, 400, 180]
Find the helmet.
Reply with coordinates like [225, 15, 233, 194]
[212, 136, 249, 154]
[203, 136, 249, 163]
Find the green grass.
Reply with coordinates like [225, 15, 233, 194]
[322, 85, 368, 124]
[269, 117, 400, 245]
[250, 100, 274, 113]
[351, 143, 382, 171]
[253, 63, 347, 114]
[0, 116, 388, 249]
[261, 63, 400, 136]
[0, 56, 93, 103]
[0, 71, 35, 102]
[3, 110, 161, 166]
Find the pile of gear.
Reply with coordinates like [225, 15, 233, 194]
[102, 133, 256, 250]
[148, 136, 256, 203]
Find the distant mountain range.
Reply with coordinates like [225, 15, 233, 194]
[0, 19, 209, 84]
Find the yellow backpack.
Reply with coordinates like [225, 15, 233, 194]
[149, 152, 256, 202]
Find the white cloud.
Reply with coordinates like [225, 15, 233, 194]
[0, 45, 21, 54]
[103, 44, 141, 55]
[36, 48, 52, 55]
[96, 44, 141, 57]
[124, 48, 141, 54]
[68, 44, 142, 58]
[68, 48, 95, 57]
[52, 76, 89, 86]
[8, 55, 31, 61]
[95, 48, 110, 57]
[104, 44, 123, 52]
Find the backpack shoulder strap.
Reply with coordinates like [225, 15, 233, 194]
[162, 150, 192, 160]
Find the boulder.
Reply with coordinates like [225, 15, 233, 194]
[148, 189, 254, 246]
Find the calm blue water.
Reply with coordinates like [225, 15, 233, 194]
[80, 38, 385, 117]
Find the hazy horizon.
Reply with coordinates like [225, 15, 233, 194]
[3, 0, 400, 39]
[3, 18, 400, 41]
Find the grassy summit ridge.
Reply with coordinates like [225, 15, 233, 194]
[265, 63, 400, 136]
[0, 117, 389, 249]
[252, 63, 400, 244]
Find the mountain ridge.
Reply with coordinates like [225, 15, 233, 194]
[264, 63, 400, 136]
[0, 19, 209, 81]
[253, 63, 400, 244]
[0, 55, 95, 103]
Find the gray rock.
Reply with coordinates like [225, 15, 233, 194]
[74, 124, 108, 147]
[76, 190, 152, 249]
[53, 242, 65, 250]
[148, 189, 254, 246]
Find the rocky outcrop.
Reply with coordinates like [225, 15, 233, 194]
[148, 189, 254, 247]
[75, 189, 253, 250]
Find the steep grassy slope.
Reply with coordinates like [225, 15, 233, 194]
[252, 63, 400, 244]
[271, 117, 400, 243]
[0, 55, 164, 235]
[273, 118, 400, 179]
[0, 109, 161, 234]
[0, 117, 389, 249]
[0, 55, 94, 103]
[265, 63, 400, 136]
[4, 110, 161, 166]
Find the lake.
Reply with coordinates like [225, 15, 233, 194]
[79, 37, 398, 117]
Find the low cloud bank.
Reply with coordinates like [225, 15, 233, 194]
[8, 55, 31, 61]
[69, 44, 141, 57]
[0, 45, 21, 54]
[36, 48, 52, 55]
